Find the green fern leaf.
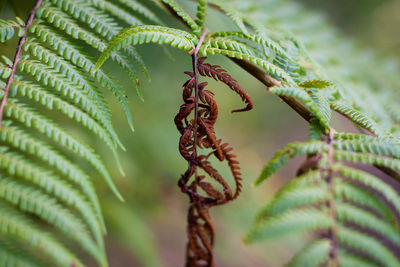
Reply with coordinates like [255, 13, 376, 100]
[334, 151, 400, 175]
[338, 227, 400, 266]
[331, 102, 385, 137]
[117, 0, 164, 25]
[0, 19, 24, 43]
[0, 65, 11, 79]
[0, 122, 105, 232]
[245, 208, 331, 243]
[87, 0, 144, 26]
[255, 141, 327, 185]
[3, 100, 123, 201]
[28, 23, 136, 132]
[287, 239, 331, 267]
[306, 88, 331, 127]
[0, 148, 104, 246]
[256, 183, 328, 220]
[0, 204, 84, 267]
[334, 138, 400, 159]
[48, 0, 120, 40]
[299, 80, 332, 89]
[201, 47, 294, 84]
[203, 37, 259, 57]
[338, 250, 380, 267]
[195, 0, 207, 31]
[94, 25, 196, 71]
[210, 31, 288, 58]
[336, 203, 400, 247]
[0, 244, 40, 267]
[0, 176, 106, 266]
[208, 0, 248, 33]
[160, 0, 199, 33]
[17, 59, 122, 152]
[334, 179, 396, 224]
[333, 165, 400, 216]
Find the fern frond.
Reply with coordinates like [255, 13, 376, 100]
[37, 4, 140, 89]
[273, 40, 301, 80]
[0, 0, 166, 263]
[17, 60, 120, 148]
[245, 208, 331, 243]
[338, 227, 399, 266]
[3, 100, 123, 201]
[208, 0, 248, 33]
[0, 176, 106, 266]
[87, 0, 144, 26]
[256, 183, 328, 219]
[203, 37, 258, 57]
[117, 0, 164, 25]
[336, 202, 400, 246]
[306, 88, 331, 127]
[334, 132, 395, 143]
[46, 0, 150, 103]
[94, 25, 196, 71]
[255, 141, 326, 185]
[334, 151, 400, 174]
[299, 80, 332, 89]
[333, 165, 400, 215]
[268, 86, 311, 101]
[0, 204, 83, 267]
[287, 239, 331, 267]
[338, 250, 380, 267]
[0, 19, 24, 43]
[195, 0, 207, 31]
[333, 179, 396, 224]
[10, 79, 117, 153]
[0, 122, 105, 231]
[0, 148, 104, 246]
[201, 47, 294, 84]
[269, 86, 331, 129]
[48, 0, 120, 40]
[160, 0, 199, 33]
[210, 31, 288, 58]
[0, 244, 39, 267]
[334, 138, 400, 158]
[331, 102, 385, 137]
[29, 23, 135, 131]
[0, 65, 11, 79]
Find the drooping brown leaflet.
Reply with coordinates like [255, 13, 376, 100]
[174, 47, 253, 266]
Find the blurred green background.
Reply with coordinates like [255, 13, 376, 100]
[0, 0, 399, 266]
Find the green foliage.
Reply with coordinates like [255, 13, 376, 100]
[1, 0, 400, 265]
[255, 141, 327, 185]
[287, 239, 331, 267]
[0, 19, 25, 43]
[94, 25, 197, 72]
[0, 0, 164, 265]
[248, 133, 400, 265]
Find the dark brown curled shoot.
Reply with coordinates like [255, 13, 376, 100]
[175, 56, 252, 267]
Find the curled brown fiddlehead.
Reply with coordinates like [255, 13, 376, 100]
[175, 54, 253, 266]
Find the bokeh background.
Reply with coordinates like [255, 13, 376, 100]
[0, 0, 399, 266]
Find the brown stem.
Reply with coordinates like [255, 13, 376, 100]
[0, 0, 43, 127]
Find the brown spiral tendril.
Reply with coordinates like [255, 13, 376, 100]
[175, 56, 253, 266]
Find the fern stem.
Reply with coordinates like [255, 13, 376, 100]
[327, 130, 339, 267]
[0, 0, 43, 127]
